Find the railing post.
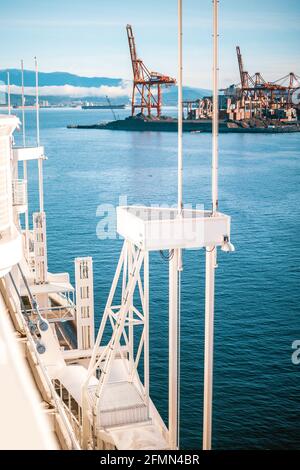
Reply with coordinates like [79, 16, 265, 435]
[75, 257, 95, 350]
[33, 211, 48, 284]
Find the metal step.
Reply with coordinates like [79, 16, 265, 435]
[87, 381, 149, 429]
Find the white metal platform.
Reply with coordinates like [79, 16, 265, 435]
[20, 272, 74, 296]
[107, 422, 169, 450]
[87, 381, 150, 429]
[117, 205, 231, 251]
[13, 146, 45, 161]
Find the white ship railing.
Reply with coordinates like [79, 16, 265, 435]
[12, 179, 27, 206]
[23, 303, 75, 323]
[24, 319, 80, 449]
[8, 269, 81, 450]
[53, 379, 82, 443]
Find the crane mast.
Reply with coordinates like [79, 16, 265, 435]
[126, 24, 176, 117]
[236, 46, 244, 87]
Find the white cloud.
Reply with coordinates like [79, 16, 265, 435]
[0, 82, 132, 98]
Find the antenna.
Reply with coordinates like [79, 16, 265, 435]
[34, 57, 44, 212]
[202, 0, 219, 452]
[212, 0, 219, 214]
[21, 60, 26, 147]
[178, 0, 183, 216]
[21, 60, 30, 242]
[7, 72, 11, 115]
[34, 56, 40, 146]
[176, 0, 183, 449]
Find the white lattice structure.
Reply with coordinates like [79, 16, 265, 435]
[82, 204, 232, 450]
[82, 240, 154, 448]
[33, 211, 48, 284]
[75, 257, 95, 350]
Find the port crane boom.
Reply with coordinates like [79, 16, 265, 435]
[105, 95, 117, 121]
[126, 24, 176, 117]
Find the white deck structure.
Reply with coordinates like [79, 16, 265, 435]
[80, 201, 232, 449]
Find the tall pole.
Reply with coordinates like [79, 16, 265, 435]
[169, 248, 178, 449]
[35, 57, 44, 213]
[212, 0, 219, 214]
[203, 0, 219, 450]
[35, 56, 40, 146]
[177, 0, 183, 442]
[203, 246, 215, 450]
[21, 61, 29, 241]
[21, 60, 26, 147]
[168, 0, 183, 450]
[7, 72, 11, 115]
[177, 0, 183, 216]
[144, 251, 150, 407]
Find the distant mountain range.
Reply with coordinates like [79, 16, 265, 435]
[0, 69, 122, 88]
[0, 69, 211, 105]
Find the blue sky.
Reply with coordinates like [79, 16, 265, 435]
[1, 0, 299, 88]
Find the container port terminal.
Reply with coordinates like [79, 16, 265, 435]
[68, 25, 300, 133]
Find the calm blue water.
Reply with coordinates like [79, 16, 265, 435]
[13, 108, 300, 449]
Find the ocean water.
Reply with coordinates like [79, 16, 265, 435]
[13, 108, 300, 449]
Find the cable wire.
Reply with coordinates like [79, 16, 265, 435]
[159, 249, 175, 262]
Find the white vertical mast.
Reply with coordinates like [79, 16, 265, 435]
[212, 0, 219, 214]
[35, 56, 40, 146]
[202, 244, 215, 450]
[21, 60, 29, 241]
[7, 72, 11, 115]
[35, 56, 44, 213]
[169, 248, 178, 449]
[177, 0, 183, 215]
[168, 0, 183, 450]
[21, 60, 26, 147]
[202, 0, 219, 450]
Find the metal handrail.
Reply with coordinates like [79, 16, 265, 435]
[8, 269, 81, 450]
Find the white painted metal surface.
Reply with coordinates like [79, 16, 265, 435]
[13, 146, 45, 161]
[20, 276, 74, 296]
[108, 422, 169, 450]
[0, 291, 58, 449]
[75, 257, 95, 350]
[91, 381, 149, 428]
[0, 225, 23, 278]
[0, 115, 20, 134]
[0, 137, 11, 232]
[203, 0, 220, 450]
[117, 206, 231, 251]
[12, 178, 27, 213]
[82, 241, 157, 449]
[177, 0, 183, 215]
[0, 115, 22, 277]
[169, 249, 178, 449]
[57, 364, 98, 405]
[212, 0, 219, 214]
[33, 211, 48, 283]
[0, 116, 19, 232]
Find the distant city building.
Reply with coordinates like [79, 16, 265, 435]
[40, 100, 50, 107]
